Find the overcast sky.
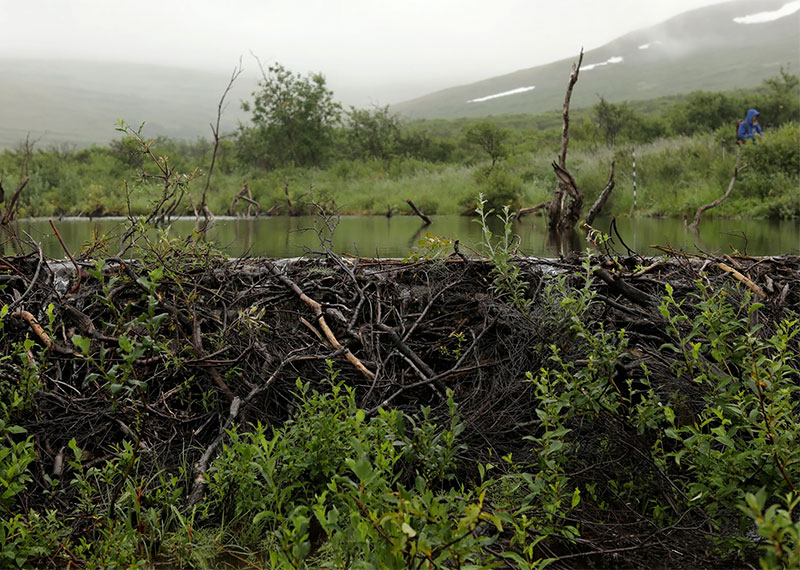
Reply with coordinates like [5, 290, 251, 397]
[0, 0, 748, 104]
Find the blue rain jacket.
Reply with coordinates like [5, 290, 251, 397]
[737, 109, 762, 141]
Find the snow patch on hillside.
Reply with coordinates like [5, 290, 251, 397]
[734, 1, 800, 23]
[467, 86, 535, 103]
[580, 56, 623, 72]
[638, 41, 662, 50]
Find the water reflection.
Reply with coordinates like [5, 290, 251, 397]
[1, 215, 798, 259]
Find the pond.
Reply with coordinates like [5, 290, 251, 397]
[3, 215, 799, 259]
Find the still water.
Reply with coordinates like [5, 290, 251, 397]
[3, 215, 799, 259]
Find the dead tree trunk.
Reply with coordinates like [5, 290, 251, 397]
[543, 49, 616, 233]
[547, 49, 584, 231]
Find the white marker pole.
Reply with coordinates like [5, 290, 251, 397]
[632, 147, 637, 213]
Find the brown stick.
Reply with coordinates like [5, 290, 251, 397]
[12, 310, 53, 349]
[716, 262, 766, 298]
[405, 199, 432, 225]
[192, 317, 236, 403]
[199, 61, 243, 228]
[186, 396, 240, 507]
[265, 260, 375, 380]
[689, 161, 746, 231]
[229, 182, 260, 216]
[594, 268, 656, 307]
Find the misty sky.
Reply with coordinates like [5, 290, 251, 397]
[0, 0, 753, 104]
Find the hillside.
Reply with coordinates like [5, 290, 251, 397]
[1, 0, 797, 149]
[391, 0, 800, 119]
[0, 60, 257, 149]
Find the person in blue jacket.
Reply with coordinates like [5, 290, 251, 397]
[737, 108, 762, 144]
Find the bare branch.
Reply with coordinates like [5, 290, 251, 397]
[584, 160, 616, 226]
[689, 159, 747, 231]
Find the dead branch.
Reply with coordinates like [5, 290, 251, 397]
[229, 182, 260, 216]
[594, 267, 657, 307]
[689, 160, 746, 231]
[265, 259, 375, 380]
[405, 199, 432, 225]
[1, 176, 30, 225]
[716, 262, 766, 298]
[186, 396, 240, 507]
[197, 60, 244, 234]
[49, 219, 83, 293]
[551, 161, 584, 230]
[512, 201, 549, 220]
[584, 160, 616, 226]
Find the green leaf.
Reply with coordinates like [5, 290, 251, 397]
[347, 457, 373, 483]
[118, 335, 133, 353]
[500, 551, 528, 566]
[292, 541, 311, 560]
[71, 334, 91, 354]
[571, 487, 581, 508]
[401, 522, 417, 537]
[745, 492, 761, 512]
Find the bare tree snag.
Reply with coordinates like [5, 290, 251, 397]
[689, 160, 746, 231]
[584, 160, 616, 226]
[548, 50, 584, 231]
[552, 161, 585, 230]
[405, 199, 432, 225]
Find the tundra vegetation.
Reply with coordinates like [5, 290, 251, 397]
[0, 69, 798, 222]
[0, 150, 798, 566]
[0, 62, 798, 569]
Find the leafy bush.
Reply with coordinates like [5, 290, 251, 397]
[205, 363, 510, 567]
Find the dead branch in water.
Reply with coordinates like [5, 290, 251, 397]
[689, 159, 747, 231]
[405, 199, 432, 225]
[512, 201, 549, 220]
[584, 160, 616, 226]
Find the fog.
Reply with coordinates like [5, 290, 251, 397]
[0, 0, 739, 105]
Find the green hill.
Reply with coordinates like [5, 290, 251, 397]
[391, 0, 799, 119]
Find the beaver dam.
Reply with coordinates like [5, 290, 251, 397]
[1, 240, 798, 568]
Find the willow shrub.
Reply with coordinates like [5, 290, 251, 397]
[205, 363, 509, 569]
